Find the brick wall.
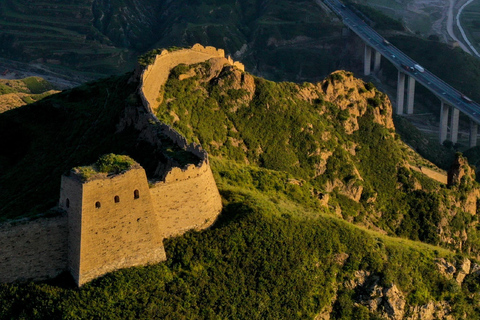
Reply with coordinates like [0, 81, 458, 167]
[63, 168, 167, 286]
[0, 216, 68, 283]
[0, 44, 228, 286]
[150, 163, 222, 238]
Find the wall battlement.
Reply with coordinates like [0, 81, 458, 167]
[0, 44, 227, 286]
[139, 43, 245, 113]
[60, 167, 168, 286]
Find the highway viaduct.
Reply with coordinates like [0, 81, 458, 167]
[323, 0, 480, 147]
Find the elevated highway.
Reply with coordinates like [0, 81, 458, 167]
[323, 0, 480, 146]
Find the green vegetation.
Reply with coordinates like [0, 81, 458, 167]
[156, 62, 479, 254]
[0, 0, 137, 75]
[2, 47, 480, 317]
[0, 77, 58, 111]
[343, 1, 404, 31]
[72, 154, 137, 181]
[2, 0, 480, 316]
[0, 0, 347, 81]
[0, 83, 15, 95]
[0, 77, 54, 96]
[1, 157, 470, 319]
[393, 115, 455, 170]
[21, 77, 54, 94]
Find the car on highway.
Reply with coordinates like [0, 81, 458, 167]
[382, 39, 390, 45]
[414, 64, 424, 73]
[461, 95, 473, 103]
[401, 64, 414, 72]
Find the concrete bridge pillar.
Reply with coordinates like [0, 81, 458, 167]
[373, 50, 381, 73]
[470, 119, 478, 148]
[450, 107, 460, 144]
[364, 44, 372, 76]
[406, 76, 415, 114]
[439, 101, 449, 144]
[396, 71, 405, 114]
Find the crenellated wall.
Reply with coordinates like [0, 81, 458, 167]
[60, 167, 167, 286]
[0, 44, 225, 286]
[151, 163, 222, 238]
[139, 43, 244, 113]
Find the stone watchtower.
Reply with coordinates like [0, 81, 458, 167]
[58, 166, 166, 286]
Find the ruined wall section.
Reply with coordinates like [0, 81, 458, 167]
[139, 43, 245, 113]
[150, 164, 223, 238]
[136, 44, 225, 239]
[0, 216, 68, 283]
[61, 168, 166, 286]
[0, 44, 229, 286]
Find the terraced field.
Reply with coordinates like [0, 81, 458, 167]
[0, 0, 136, 76]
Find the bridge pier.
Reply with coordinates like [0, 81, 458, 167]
[406, 77, 415, 114]
[364, 44, 372, 76]
[450, 107, 460, 144]
[396, 71, 405, 114]
[439, 101, 449, 144]
[373, 50, 381, 73]
[470, 119, 478, 148]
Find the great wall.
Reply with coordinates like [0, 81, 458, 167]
[0, 44, 244, 286]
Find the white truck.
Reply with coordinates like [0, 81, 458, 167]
[414, 64, 424, 73]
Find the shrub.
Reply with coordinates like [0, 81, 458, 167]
[96, 154, 136, 174]
[364, 82, 375, 91]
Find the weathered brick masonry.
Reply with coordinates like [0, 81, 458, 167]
[0, 44, 236, 286]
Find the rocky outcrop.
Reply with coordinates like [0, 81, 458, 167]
[436, 258, 472, 284]
[407, 301, 453, 320]
[448, 153, 476, 187]
[382, 285, 406, 320]
[320, 71, 394, 133]
[455, 258, 471, 284]
[348, 272, 405, 320]
[436, 258, 456, 279]
[341, 271, 457, 320]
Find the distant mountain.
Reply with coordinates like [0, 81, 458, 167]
[3, 0, 480, 107]
[0, 0, 349, 80]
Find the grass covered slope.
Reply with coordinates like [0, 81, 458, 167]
[3, 158, 477, 319]
[0, 76, 58, 113]
[156, 61, 480, 255]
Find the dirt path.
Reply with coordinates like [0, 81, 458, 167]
[447, 0, 473, 52]
[455, 0, 480, 57]
[409, 164, 448, 184]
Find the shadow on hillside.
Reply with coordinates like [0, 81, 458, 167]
[41, 271, 77, 289]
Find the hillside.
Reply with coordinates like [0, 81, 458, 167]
[156, 61, 480, 255]
[4, 0, 480, 103]
[1, 51, 480, 318]
[0, 73, 199, 221]
[0, 0, 349, 81]
[0, 76, 58, 113]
